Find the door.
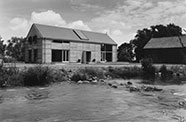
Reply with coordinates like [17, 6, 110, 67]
[86, 51, 91, 63]
[82, 51, 91, 64]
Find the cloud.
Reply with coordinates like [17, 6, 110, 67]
[31, 10, 66, 26]
[68, 20, 91, 31]
[10, 18, 29, 31]
[9, 10, 91, 38]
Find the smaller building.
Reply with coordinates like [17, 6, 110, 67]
[25, 24, 117, 64]
[143, 36, 186, 64]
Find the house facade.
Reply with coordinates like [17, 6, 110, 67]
[25, 24, 117, 64]
[143, 36, 186, 64]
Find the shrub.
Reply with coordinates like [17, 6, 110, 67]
[22, 66, 53, 86]
[141, 58, 156, 79]
[159, 65, 173, 81]
[70, 67, 105, 82]
[106, 66, 142, 79]
[0, 66, 22, 87]
[51, 68, 69, 83]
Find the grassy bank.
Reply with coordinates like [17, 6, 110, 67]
[1, 61, 186, 88]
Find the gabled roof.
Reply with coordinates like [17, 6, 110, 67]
[144, 36, 186, 49]
[29, 23, 117, 45]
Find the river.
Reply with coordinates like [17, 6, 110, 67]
[0, 80, 186, 122]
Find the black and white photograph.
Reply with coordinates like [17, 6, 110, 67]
[0, 0, 186, 121]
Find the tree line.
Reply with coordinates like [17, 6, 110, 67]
[0, 37, 25, 62]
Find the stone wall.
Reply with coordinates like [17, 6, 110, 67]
[112, 45, 117, 62]
[69, 42, 101, 63]
[25, 26, 42, 63]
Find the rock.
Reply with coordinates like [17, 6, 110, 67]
[178, 101, 186, 107]
[153, 87, 163, 91]
[83, 81, 90, 84]
[127, 81, 133, 85]
[120, 83, 124, 86]
[92, 80, 98, 83]
[141, 85, 162, 92]
[100, 79, 105, 83]
[108, 83, 112, 86]
[77, 80, 83, 84]
[129, 86, 140, 92]
[111, 84, 118, 88]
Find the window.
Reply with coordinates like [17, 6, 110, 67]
[33, 35, 37, 44]
[52, 50, 62, 62]
[28, 37, 32, 45]
[101, 44, 113, 62]
[52, 40, 70, 43]
[53, 40, 62, 43]
[52, 50, 69, 62]
[63, 41, 69, 43]
[62, 50, 69, 61]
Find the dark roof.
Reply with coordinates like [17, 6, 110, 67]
[30, 23, 117, 45]
[144, 36, 186, 49]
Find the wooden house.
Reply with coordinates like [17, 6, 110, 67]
[143, 36, 186, 64]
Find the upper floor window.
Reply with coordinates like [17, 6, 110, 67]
[63, 41, 69, 43]
[52, 40, 70, 43]
[33, 35, 37, 44]
[28, 36, 32, 45]
[53, 40, 62, 43]
[101, 44, 112, 51]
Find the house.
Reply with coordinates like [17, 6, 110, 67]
[143, 36, 186, 64]
[25, 23, 117, 64]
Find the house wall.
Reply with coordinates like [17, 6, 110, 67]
[25, 26, 42, 63]
[41, 40, 102, 63]
[144, 48, 184, 64]
[26, 38, 117, 63]
[112, 45, 117, 62]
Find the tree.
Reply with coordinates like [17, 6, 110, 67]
[117, 43, 134, 62]
[130, 23, 183, 61]
[0, 36, 6, 57]
[6, 37, 26, 61]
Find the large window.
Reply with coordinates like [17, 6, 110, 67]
[52, 50, 62, 62]
[101, 44, 112, 62]
[52, 50, 69, 62]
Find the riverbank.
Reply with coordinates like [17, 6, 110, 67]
[1, 62, 186, 88]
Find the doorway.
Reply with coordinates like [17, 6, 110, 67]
[82, 51, 91, 64]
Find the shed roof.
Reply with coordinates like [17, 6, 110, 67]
[29, 23, 117, 45]
[144, 36, 186, 49]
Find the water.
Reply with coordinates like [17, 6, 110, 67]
[0, 80, 186, 122]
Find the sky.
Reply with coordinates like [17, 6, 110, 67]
[0, 0, 186, 46]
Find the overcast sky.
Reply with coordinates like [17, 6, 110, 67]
[0, 0, 186, 45]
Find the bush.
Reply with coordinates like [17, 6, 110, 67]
[22, 66, 53, 86]
[51, 68, 69, 83]
[159, 65, 173, 81]
[70, 67, 105, 82]
[141, 58, 156, 79]
[106, 66, 142, 79]
[0, 66, 22, 87]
